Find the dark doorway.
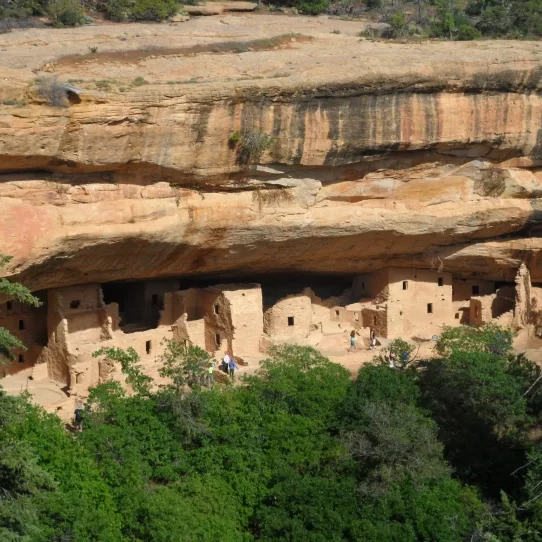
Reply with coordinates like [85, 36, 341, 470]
[101, 281, 160, 333]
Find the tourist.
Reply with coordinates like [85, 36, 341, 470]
[348, 330, 357, 352]
[206, 363, 215, 387]
[73, 403, 84, 432]
[369, 328, 377, 350]
[228, 356, 239, 381]
[388, 351, 397, 368]
[222, 351, 231, 374]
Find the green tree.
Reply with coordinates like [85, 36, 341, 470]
[389, 10, 408, 36]
[0, 390, 122, 541]
[0, 255, 41, 365]
[436, 323, 514, 357]
[158, 340, 214, 391]
[93, 346, 152, 395]
[417, 350, 530, 496]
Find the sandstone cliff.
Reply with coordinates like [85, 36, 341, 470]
[1, 15, 541, 289]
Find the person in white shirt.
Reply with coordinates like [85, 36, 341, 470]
[222, 352, 231, 374]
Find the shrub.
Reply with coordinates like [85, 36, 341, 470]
[103, 0, 130, 21]
[47, 0, 85, 26]
[130, 0, 177, 20]
[296, 0, 329, 15]
[252, 187, 293, 209]
[36, 76, 68, 107]
[456, 24, 482, 40]
[389, 10, 407, 37]
[132, 76, 148, 86]
[236, 130, 273, 165]
[228, 130, 241, 149]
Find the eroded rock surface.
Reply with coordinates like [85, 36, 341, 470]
[1, 15, 542, 289]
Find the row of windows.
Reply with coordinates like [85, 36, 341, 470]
[402, 280, 480, 295]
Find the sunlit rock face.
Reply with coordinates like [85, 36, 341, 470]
[1, 26, 542, 289]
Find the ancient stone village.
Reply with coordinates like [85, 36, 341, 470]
[2, 3, 542, 539]
[2, 264, 541, 408]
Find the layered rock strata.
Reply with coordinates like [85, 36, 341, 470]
[0, 20, 542, 289]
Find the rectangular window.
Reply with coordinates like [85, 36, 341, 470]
[18, 319, 24, 330]
[70, 300, 81, 309]
[18, 354, 24, 363]
[427, 303, 433, 314]
[215, 333, 221, 347]
[455, 312, 460, 319]
[373, 315, 377, 325]
[438, 277, 443, 287]
[6, 301, 12, 311]
[472, 285, 479, 296]
[145, 340, 151, 354]
[288, 316, 294, 326]
[151, 294, 159, 306]
[335, 309, 340, 317]
[214, 304, 220, 315]
[403, 281, 408, 290]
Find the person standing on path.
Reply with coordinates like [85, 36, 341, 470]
[228, 356, 239, 381]
[222, 351, 231, 374]
[369, 328, 377, 350]
[206, 363, 215, 387]
[348, 330, 357, 352]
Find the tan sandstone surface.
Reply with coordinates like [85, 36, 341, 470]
[0, 14, 541, 291]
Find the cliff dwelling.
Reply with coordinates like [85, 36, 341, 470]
[1, 20, 542, 409]
[1, 265, 540, 399]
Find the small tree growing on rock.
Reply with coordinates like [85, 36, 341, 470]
[229, 129, 273, 166]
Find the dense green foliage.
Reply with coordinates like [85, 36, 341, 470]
[1, 0, 541, 35]
[326, 0, 542, 37]
[1, 328, 542, 540]
[253, 0, 542, 34]
[0, 0, 184, 24]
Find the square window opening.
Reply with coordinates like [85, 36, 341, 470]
[472, 285, 479, 296]
[427, 303, 433, 314]
[145, 340, 152, 354]
[455, 312, 460, 319]
[18, 354, 24, 363]
[70, 300, 81, 309]
[335, 309, 340, 317]
[18, 320, 24, 330]
[287, 316, 295, 326]
[438, 277, 443, 287]
[402, 281, 408, 290]
[6, 301, 12, 311]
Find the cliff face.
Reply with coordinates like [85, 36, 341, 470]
[1, 17, 542, 289]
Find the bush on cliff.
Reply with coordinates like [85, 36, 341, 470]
[47, 0, 85, 26]
[130, 0, 178, 20]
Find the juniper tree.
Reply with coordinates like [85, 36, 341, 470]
[0, 255, 41, 365]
